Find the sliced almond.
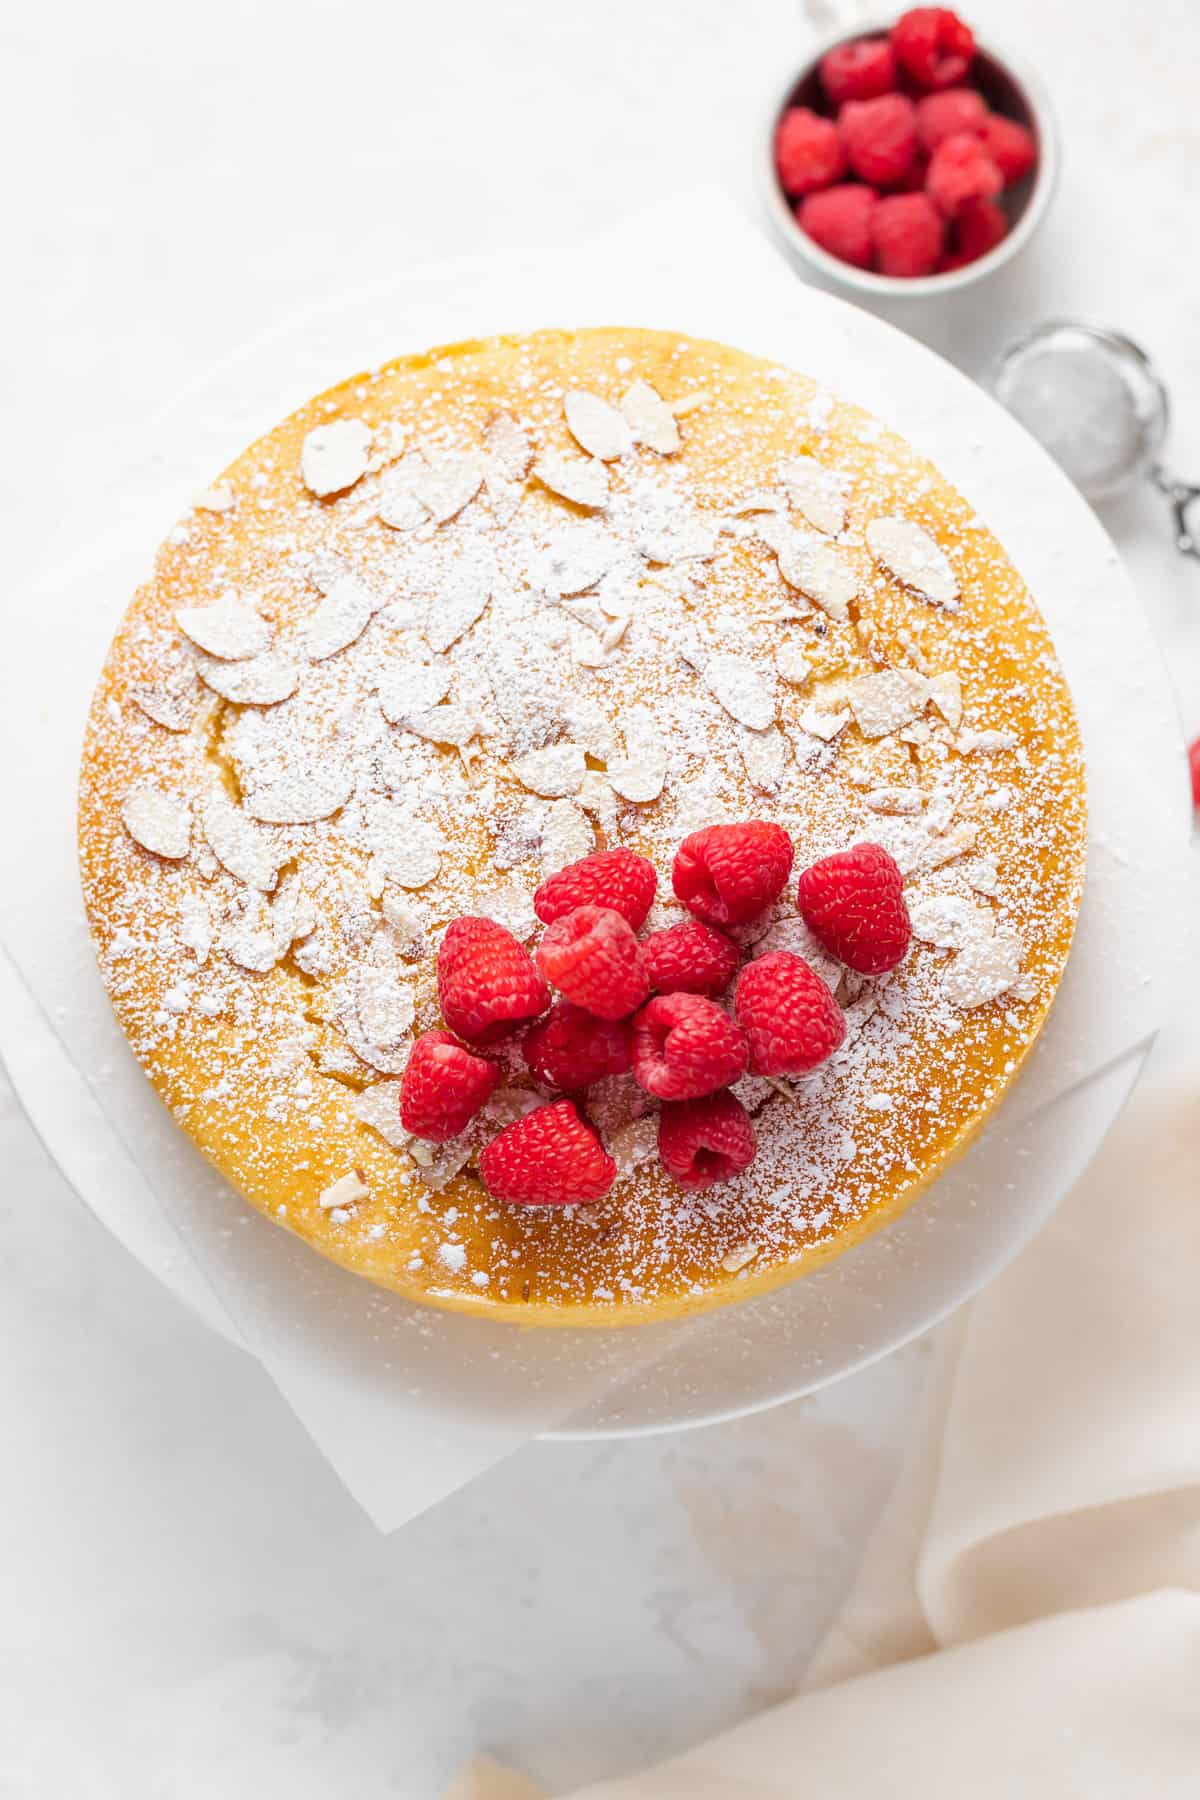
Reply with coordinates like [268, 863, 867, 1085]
[412, 452, 486, 525]
[355, 964, 415, 1047]
[176, 593, 271, 660]
[533, 452, 610, 510]
[909, 893, 995, 951]
[483, 409, 533, 480]
[705, 652, 776, 730]
[863, 785, 925, 814]
[721, 1244, 758, 1275]
[540, 798, 594, 871]
[477, 881, 538, 943]
[957, 728, 1019, 754]
[131, 671, 202, 732]
[739, 723, 788, 792]
[847, 668, 929, 739]
[776, 535, 859, 622]
[798, 704, 851, 743]
[319, 1170, 369, 1210]
[563, 389, 633, 462]
[608, 1116, 659, 1175]
[243, 764, 353, 824]
[426, 561, 491, 653]
[669, 391, 708, 418]
[927, 670, 963, 731]
[778, 457, 848, 535]
[531, 523, 621, 597]
[194, 651, 300, 706]
[775, 642, 812, 687]
[866, 516, 960, 610]
[578, 768, 616, 817]
[120, 787, 190, 860]
[301, 419, 373, 498]
[513, 741, 586, 798]
[377, 823, 442, 890]
[405, 703, 479, 747]
[608, 704, 668, 803]
[352, 1081, 410, 1150]
[377, 660, 452, 723]
[619, 380, 681, 453]
[303, 570, 377, 661]
[942, 926, 1023, 1009]
[200, 793, 282, 891]
[377, 452, 429, 530]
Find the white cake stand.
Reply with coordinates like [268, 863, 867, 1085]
[1, 201, 1189, 1447]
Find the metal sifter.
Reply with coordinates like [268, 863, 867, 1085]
[992, 321, 1199, 559]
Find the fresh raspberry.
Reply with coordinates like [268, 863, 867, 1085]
[872, 192, 944, 275]
[533, 847, 657, 931]
[926, 131, 1003, 217]
[797, 185, 879, 269]
[536, 905, 649, 1020]
[672, 822, 795, 928]
[632, 994, 749, 1101]
[479, 1099, 615, 1207]
[819, 37, 897, 106]
[734, 951, 846, 1076]
[980, 114, 1037, 184]
[941, 195, 1008, 268]
[658, 1091, 757, 1191]
[892, 8, 976, 90]
[775, 106, 847, 197]
[399, 1030, 499, 1142]
[839, 94, 919, 187]
[796, 842, 911, 974]
[1189, 737, 1200, 811]
[894, 149, 931, 192]
[641, 918, 740, 997]
[522, 999, 632, 1091]
[438, 916, 549, 1045]
[916, 86, 988, 152]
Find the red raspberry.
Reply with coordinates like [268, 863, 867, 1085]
[734, 951, 846, 1076]
[926, 131, 1003, 217]
[632, 993, 749, 1101]
[916, 86, 988, 152]
[872, 192, 944, 275]
[798, 185, 879, 269]
[536, 905, 649, 1019]
[399, 1029, 499, 1142]
[1189, 737, 1200, 811]
[533, 847, 657, 931]
[641, 918, 739, 997]
[658, 1091, 756, 1191]
[892, 8, 976, 90]
[522, 999, 632, 1091]
[775, 106, 847, 197]
[819, 37, 897, 107]
[980, 114, 1037, 184]
[839, 95, 919, 187]
[672, 822, 795, 928]
[796, 842, 911, 974]
[479, 1099, 615, 1207]
[941, 195, 1008, 268]
[438, 916, 550, 1045]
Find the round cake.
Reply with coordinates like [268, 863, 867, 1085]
[78, 326, 1086, 1324]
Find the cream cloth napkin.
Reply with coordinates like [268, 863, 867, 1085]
[451, 1055, 1200, 1797]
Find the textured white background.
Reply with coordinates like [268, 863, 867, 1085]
[2, 1, 1198, 1794]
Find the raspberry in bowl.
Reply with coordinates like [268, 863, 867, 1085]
[763, 8, 1058, 295]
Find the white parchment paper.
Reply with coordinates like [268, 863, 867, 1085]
[0, 194, 1187, 1524]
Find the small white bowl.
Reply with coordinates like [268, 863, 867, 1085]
[760, 22, 1060, 298]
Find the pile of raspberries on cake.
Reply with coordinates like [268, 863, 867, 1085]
[397, 826, 912, 1208]
[774, 7, 1038, 278]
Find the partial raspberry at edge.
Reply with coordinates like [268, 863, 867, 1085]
[798, 185, 879, 269]
[819, 36, 897, 107]
[775, 106, 847, 197]
[891, 7, 976, 91]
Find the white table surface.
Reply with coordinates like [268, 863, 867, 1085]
[3, 1, 1197, 1794]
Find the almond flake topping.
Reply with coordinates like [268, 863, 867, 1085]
[376, 660, 451, 724]
[319, 1171, 369, 1210]
[608, 704, 668, 803]
[778, 457, 848, 535]
[132, 671, 202, 732]
[176, 593, 271, 660]
[377, 453, 430, 531]
[483, 409, 533, 480]
[352, 1082, 410, 1150]
[411, 452, 486, 525]
[866, 516, 960, 610]
[609, 1116, 659, 1176]
[426, 557, 493, 653]
[957, 728, 1019, 754]
[531, 522, 622, 597]
[942, 926, 1024, 1009]
[301, 420, 373, 498]
[303, 569, 378, 661]
[200, 794, 282, 891]
[120, 787, 191, 860]
[775, 534, 859, 621]
[540, 798, 594, 871]
[563, 389, 633, 462]
[705, 652, 776, 730]
[721, 1244, 758, 1275]
[863, 786, 925, 814]
[196, 483, 236, 514]
[775, 642, 812, 687]
[405, 703, 479, 747]
[533, 452, 610, 510]
[739, 723, 788, 792]
[909, 893, 995, 951]
[243, 763, 353, 825]
[927, 670, 963, 730]
[194, 651, 300, 706]
[619, 380, 681, 453]
[513, 741, 587, 798]
[798, 704, 851, 742]
[847, 669, 929, 738]
[355, 964, 415, 1046]
[375, 820, 442, 890]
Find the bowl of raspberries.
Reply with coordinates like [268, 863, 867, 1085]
[764, 7, 1056, 291]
